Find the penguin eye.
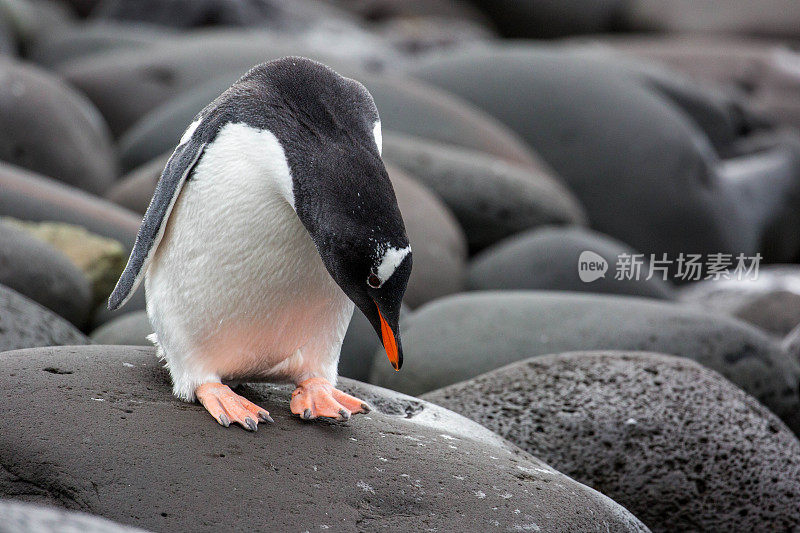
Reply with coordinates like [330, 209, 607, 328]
[367, 273, 381, 288]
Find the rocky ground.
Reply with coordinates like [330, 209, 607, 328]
[2, 0, 800, 532]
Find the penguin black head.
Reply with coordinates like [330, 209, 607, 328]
[217, 57, 412, 370]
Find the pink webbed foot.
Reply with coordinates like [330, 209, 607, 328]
[195, 382, 273, 431]
[290, 377, 371, 422]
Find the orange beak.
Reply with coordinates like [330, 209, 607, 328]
[375, 302, 400, 371]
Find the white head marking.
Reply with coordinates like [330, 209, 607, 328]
[373, 120, 382, 155]
[373, 244, 411, 286]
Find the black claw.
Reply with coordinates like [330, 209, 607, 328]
[259, 411, 274, 424]
[245, 417, 257, 431]
[339, 408, 350, 421]
[219, 413, 230, 427]
[361, 403, 371, 413]
[303, 408, 312, 420]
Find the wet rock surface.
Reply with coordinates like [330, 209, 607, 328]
[370, 291, 800, 434]
[0, 284, 89, 352]
[423, 351, 800, 533]
[0, 345, 649, 533]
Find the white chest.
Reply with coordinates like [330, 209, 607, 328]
[145, 123, 354, 380]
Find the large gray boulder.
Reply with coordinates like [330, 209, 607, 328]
[0, 500, 149, 533]
[370, 291, 800, 434]
[382, 133, 585, 252]
[28, 21, 177, 68]
[0, 284, 89, 352]
[409, 45, 800, 265]
[423, 351, 800, 533]
[469, 226, 675, 299]
[0, 59, 117, 194]
[0, 345, 649, 533]
[0, 222, 92, 327]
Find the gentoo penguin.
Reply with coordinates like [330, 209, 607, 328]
[108, 57, 411, 430]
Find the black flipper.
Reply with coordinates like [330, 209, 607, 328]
[108, 138, 207, 310]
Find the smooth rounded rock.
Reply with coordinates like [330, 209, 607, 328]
[0, 500, 149, 533]
[117, 69, 539, 172]
[469, 227, 675, 299]
[59, 31, 399, 136]
[89, 310, 151, 345]
[28, 21, 176, 68]
[370, 291, 800, 434]
[0, 59, 117, 194]
[0, 222, 92, 327]
[0, 162, 141, 251]
[0, 345, 649, 533]
[423, 351, 800, 532]
[678, 266, 800, 336]
[382, 133, 585, 252]
[0, 284, 89, 352]
[388, 165, 466, 307]
[409, 45, 800, 265]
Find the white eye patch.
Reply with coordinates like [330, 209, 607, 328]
[372, 244, 411, 286]
[373, 120, 382, 155]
